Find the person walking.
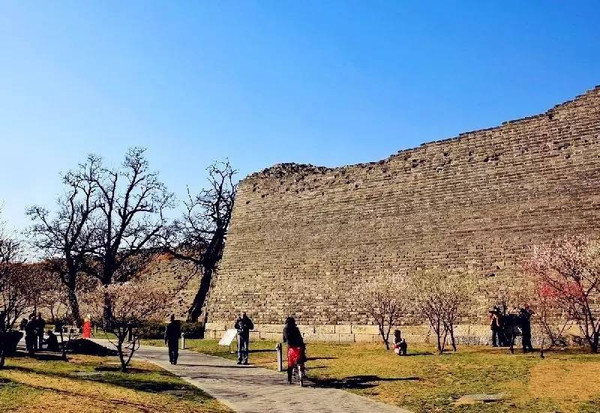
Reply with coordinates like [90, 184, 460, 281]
[164, 315, 181, 365]
[282, 317, 306, 384]
[234, 312, 254, 365]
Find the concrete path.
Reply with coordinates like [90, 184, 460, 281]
[93, 340, 410, 413]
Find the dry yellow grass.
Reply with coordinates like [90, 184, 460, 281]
[145, 338, 600, 413]
[529, 359, 600, 410]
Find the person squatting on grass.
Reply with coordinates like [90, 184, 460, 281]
[165, 314, 181, 365]
[45, 330, 59, 352]
[235, 312, 254, 365]
[393, 329, 407, 356]
[282, 317, 306, 384]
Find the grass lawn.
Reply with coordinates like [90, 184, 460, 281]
[0, 352, 230, 413]
[145, 338, 600, 413]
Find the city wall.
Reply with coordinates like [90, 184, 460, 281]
[205, 86, 600, 344]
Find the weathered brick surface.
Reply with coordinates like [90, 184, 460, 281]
[206, 86, 600, 341]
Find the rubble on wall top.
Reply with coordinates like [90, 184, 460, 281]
[248, 163, 332, 180]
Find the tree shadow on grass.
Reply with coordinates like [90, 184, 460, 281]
[86, 373, 196, 395]
[6, 362, 202, 399]
[312, 375, 420, 390]
[307, 356, 338, 361]
[10, 350, 66, 362]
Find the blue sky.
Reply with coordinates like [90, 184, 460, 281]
[0, 1, 599, 231]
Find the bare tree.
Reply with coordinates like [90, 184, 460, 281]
[167, 160, 237, 321]
[409, 270, 475, 354]
[0, 209, 21, 268]
[484, 274, 533, 316]
[83, 280, 172, 371]
[524, 236, 600, 353]
[80, 148, 174, 321]
[27, 157, 100, 325]
[0, 212, 27, 330]
[532, 281, 572, 358]
[359, 278, 405, 350]
[0, 264, 31, 331]
[36, 268, 71, 322]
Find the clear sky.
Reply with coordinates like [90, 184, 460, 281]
[0, 1, 599, 231]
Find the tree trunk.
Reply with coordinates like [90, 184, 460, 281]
[449, 326, 457, 352]
[378, 323, 390, 350]
[102, 281, 112, 327]
[67, 288, 82, 327]
[592, 332, 599, 353]
[188, 268, 213, 322]
[117, 340, 127, 372]
[440, 329, 448, 354]
[188, 226, 226, 322]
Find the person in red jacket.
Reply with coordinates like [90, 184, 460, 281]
[282, 317, 306, 384]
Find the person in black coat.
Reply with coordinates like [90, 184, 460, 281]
[234, 312, 254, 365]
[24, 314, 37, 355]
[36, 312, 45, 350]
[490, 307, 502, 347]
[164, 315, 181, 365]
[520, 306, 534, 353]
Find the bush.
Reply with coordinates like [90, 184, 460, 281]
[136, 321, 165, 339]
[135, 321, 205, 339]
[0, 331, 23, 355]
[181, 322, 204, 339]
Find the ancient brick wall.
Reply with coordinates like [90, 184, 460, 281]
[205, 86, 600, 341]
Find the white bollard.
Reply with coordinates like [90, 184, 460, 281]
[181, 332, 186, 350]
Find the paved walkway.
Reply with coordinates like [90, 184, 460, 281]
[93, 340, 410, 413]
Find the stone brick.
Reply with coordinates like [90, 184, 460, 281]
[351, 325, 381, 335]
[315, 325, 336, 334]
[335, 325, 352, 334]
[354, 333, 379, 343]
[304, 333, 341, 342]
[205, 322, 228, 331]
[259, 332, 282, 341]
[255, 324, 284, 333]
[338, 334, 356, 343]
